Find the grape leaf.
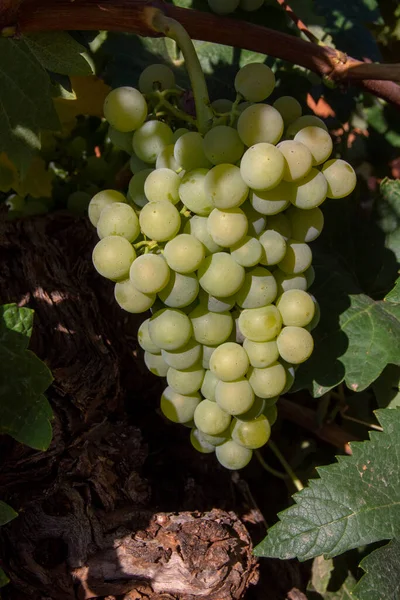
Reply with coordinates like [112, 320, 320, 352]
[254, 409, 400, 560]
[23, 32, 94, 76]
[54, 76, 110, 133]
[0, 304, 53, 450]
[353, 538, 400, 600]
[372, 365, 400, 409]
[319, 572, 357, 599]
[0, 37, 60, 175]
[385, 277, 400, 303]
[311, 556, 334, 593]
[0, 502, 17, 527]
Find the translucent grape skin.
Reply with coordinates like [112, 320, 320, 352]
[89, 189, 126, 227]
[277, 140, 313, 183]
[174, 132, 211, 171]
[286, 206, 324, 242]
[161, 387, 201, 424]
[292, 168, 328, 210]
[190, 428, 215, 454]
[162, 339, 202, 370]
[237, 104, 284, 147]
[210, 342, 249, 381]
[92, 236, 136, 280]
[138, 319, 161, 354]
[144, 168, 181, 204]
[129, 253, 170, 294]
[128, 169, 154, 207]
[243, 338, 279, 368]
[276, 289, 315, 327]
[198, 252, 245, 297]
[97, 202, 140, 242]
[231, 414, 271, 449]
[240, 143, 285, 191]
[204, 164, 249, 210]
[322, 159, 357, 199]
[164, 234, 205, 274]
[273, 96, 302, 126]
[235, 266, 277, 309]
[179, 169, 214, 216]
[203, 126, 244, 165]
[259, 230, 287, 266]
[277, 326, 314, 364]
[215, 378, 255, 415]
[207, 207, 248, 248]
[149, 308, 192, 351]
[114, 279, 155, 313]
[158, 271, 199, 308]
[234, 63, 276, 102]
[167, 364, 205, 395]
[144, 351, 169, 377]
[250, 180, 293, 216]
[215, 439, 252, 470]
[278, 240, 312, 275]
[133, 120, 174, 164]
[286, 115, 328, 138]
[294, 126, 333, 166]
[238, 305, 282, 342]
[247, 362, 287, 398]
[201, 369, 219, 401]
[231, 235, 263, 267]
[138, 64, 175, 94]
[139, 201, 181, 242]
[189, 306, 233, 345]
[103, 87, 147, 133]
[194, 399, 232, 435]
[184, 216, 223, 255]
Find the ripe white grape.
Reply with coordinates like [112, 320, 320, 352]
[292, 168, 328, 209]
[114, 279, 155, 313]
[274, 269, 307, 295]
[277, 326, 314, 363]
[240, 143, 285, 191]
[92, 236, 135, 280]
[211, 98, 233, 113]
[210, 342, 249, 381]
[97, 202, 140, 242]
[243, 338, 279, 368]
[294, 126, 333, 165]
[286, 206, 324, 242]
[139, 201, 181, 241]
[236, 266, 277, 309]
[198, 288, 236, 312]
[162, 339, 202, 370]
[201, 428, 230, 446]
[108, 127, 133, 153]
[138, 319, 161, 354]
[266, 212, 292, 239]
[231, 414, 271, 449]
[244, 204, 267, 236]
[184, 215, 223, 254]
[276, 289, 315, 326]
[237, 104, 284, 147]
[189, 306, 233, 345]
[277, 140, 313, 183]
[161, 386, 201, 424]
[138, 63, 175, 94]
[204, 164, 248, 209]
[130, 153, 149, 174]
[322, 159, 357, 199]
[201, 369, 219, 401]
[158, 271, 199, 308]
[194, 399, 232, 435]
[174, 132, 211, 171]
[250, 180, 293, 215]
[128, 168, 154, 207]
[278, 239, 312, 274]
[129, 253, 170, 294]
[273, 96, 302, 126]
[156, 144, 181, 171]
[215, 439, 252, 470]
[259, 230, 287, 266]
[144, 168, 180, 204]
[208, 0, 239, 14]
[238, 305, 282, 342]
[103, 87, 147, 133]
[202, 343, 218, 370]
[198, 252, 245, 297]
[203, 126, 244, 165]
[89, 189, 126, 226]
[190, 429, 215, 454]
[133, 120, 173, 163]
[215, 379, 255, 415]
[179, 169, 213, 216]
[144, 351, 169, 377]
[247, 362, 287, 398]
[286, 115, 328, 138]
[230, 235, 263, 267]
[207, 207, 248, 247]
[164, 234, 205, 273]
[167, 364, 205, 395]
[237, 396, 266, 421]
[149, 308, 192, 351]
[239, 0, 264, 11]
[235, 63, 276, 102]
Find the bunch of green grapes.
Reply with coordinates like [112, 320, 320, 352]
[88, 62, 356, 470]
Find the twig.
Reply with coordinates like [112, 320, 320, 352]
[4, 0, 400, 108]
[278, 397, 359, 455]
[340, 413, 383, 432]
[255, 450, 288, 480]
[275, 0, 320, 44]
[268, 440, 304, 491]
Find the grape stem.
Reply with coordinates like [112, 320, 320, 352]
[268, 440, 304, 492]
[255, 450, 288, 480]
[134, 240, 158, 251]
[151, 11, 214, 134]
[149, 91, 197, 126]
[229, 93, 243, 127]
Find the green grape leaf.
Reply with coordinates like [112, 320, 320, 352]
[311, 556, 334, 593]
[0, 304, 53, 450]
[353, 539, 400, 600]
[372, 365, 400, 409]
[320, 572, 357, 599]
[385, 277, 400, 303]
[23, 32, 94, 76]
[254, 409, 400, 560]
[0, 502, 17, 527]
[0, 37, 60, 175]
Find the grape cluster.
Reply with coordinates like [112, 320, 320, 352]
[88, 61, 356, 470]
